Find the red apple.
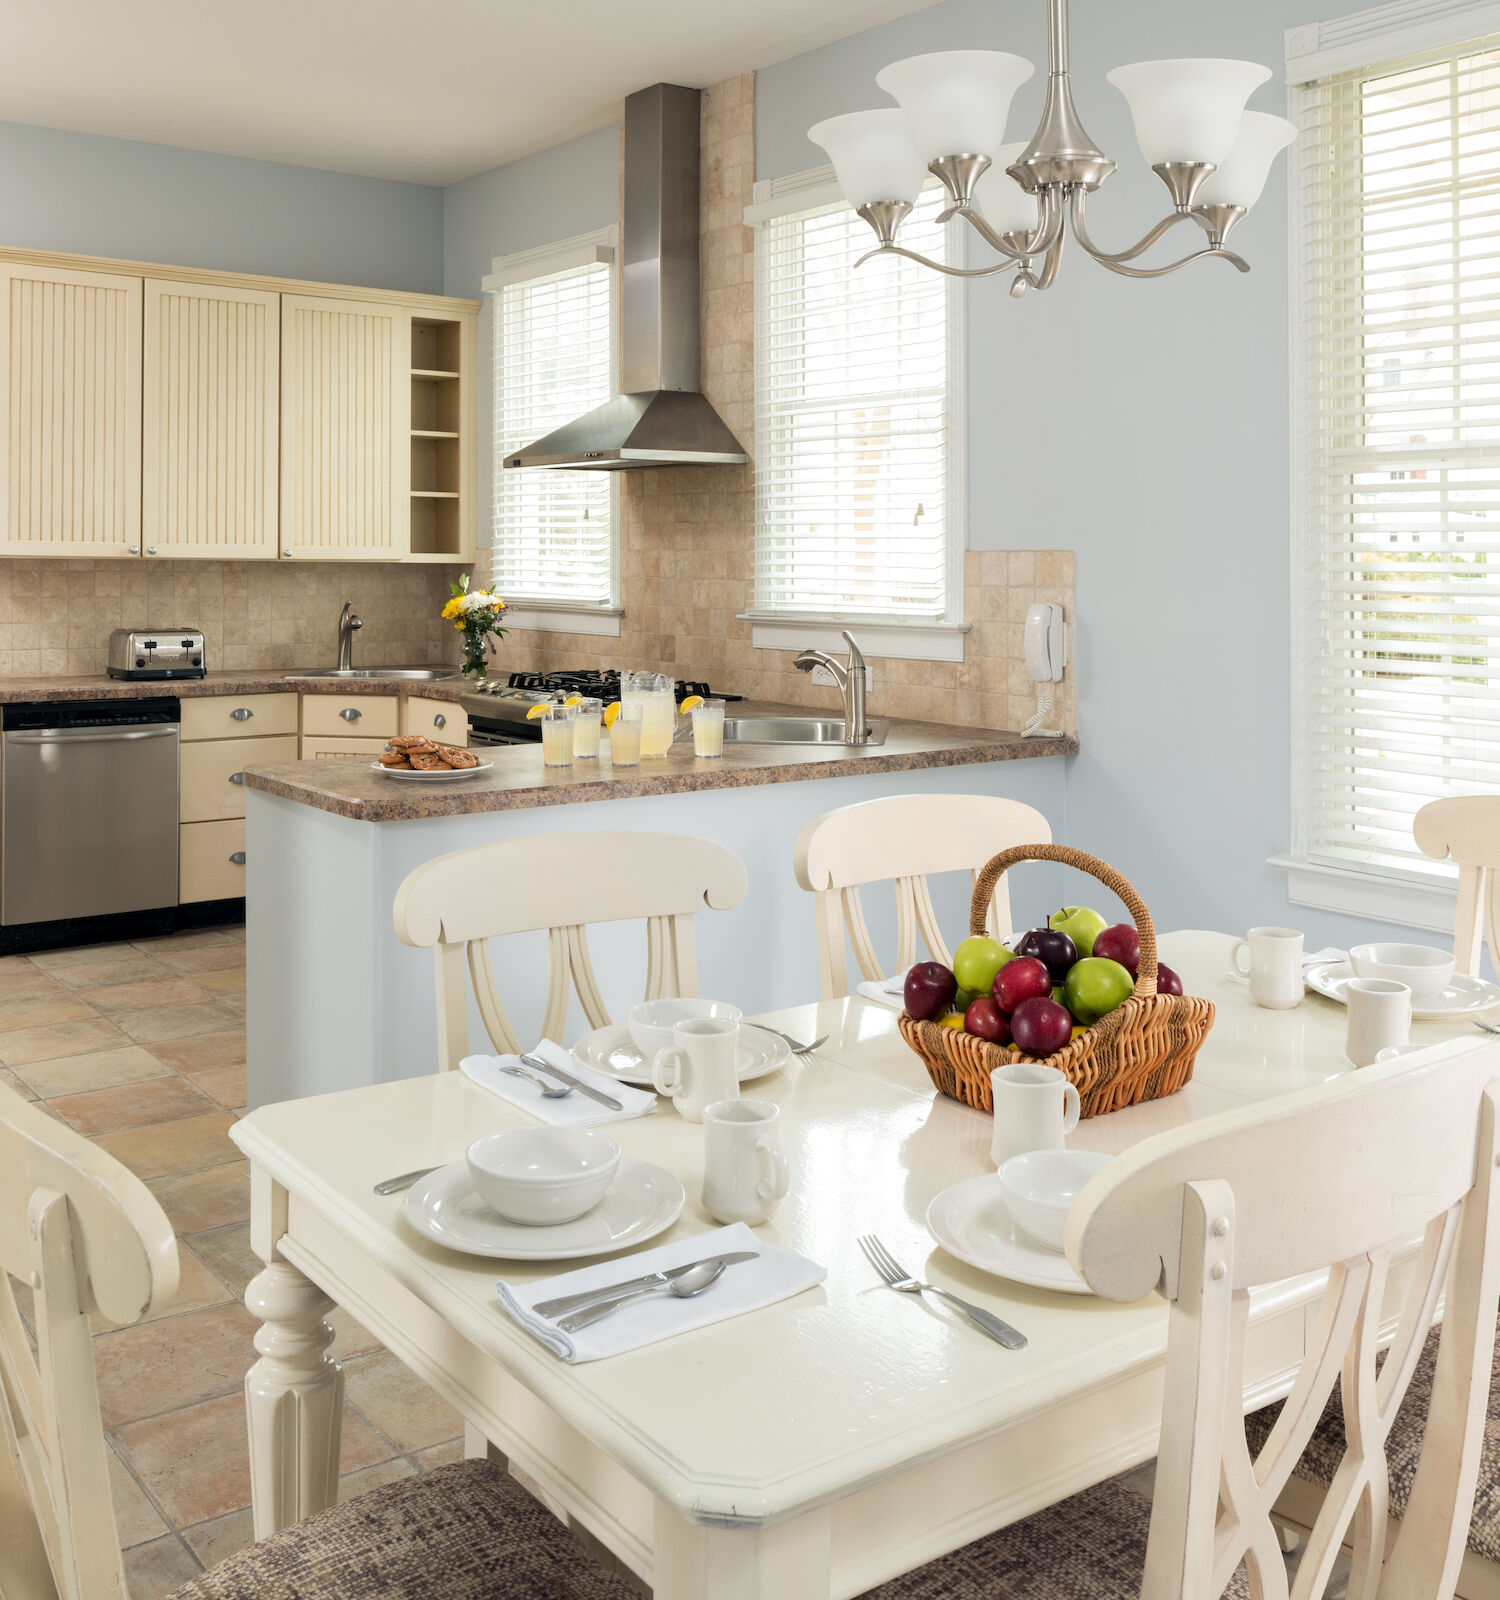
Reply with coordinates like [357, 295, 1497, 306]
[904, 961, 957, 1022]
[1010, 996, 1074, 1056]
[1015, 927, 1078, 981]
[1154, 962, 1184, 996]
[964, 997, 1012, 1044]
[996, 955, 1052, 1013]
[1092, 923, 1141, 974]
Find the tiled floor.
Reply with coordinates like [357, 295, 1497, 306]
[2, 926, 465, 1598]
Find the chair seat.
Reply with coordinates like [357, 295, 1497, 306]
[856, 1473, 1253, 1599]
[166, 1459, 641, 1600]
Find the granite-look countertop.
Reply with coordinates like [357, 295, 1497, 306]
[240, 706, 1077, 822]
[0, 669, 466, 704]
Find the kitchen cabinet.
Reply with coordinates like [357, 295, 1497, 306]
[301, 694, 398, 743]
[299, 735, 392, 761]
[180, 818, 246, 904]
[180, 735, 298, 823]
[399, 696, 468, 745]
[180, 692, 299, 741]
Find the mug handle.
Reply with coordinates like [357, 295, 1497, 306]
[651, 1047, 684, 1097]
[1230, 939, 1251, 977]
[755, 1137, 789, 1202]
[1061, 1080, 1081, 1136]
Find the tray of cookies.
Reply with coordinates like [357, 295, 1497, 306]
[374, 735, 493, 780]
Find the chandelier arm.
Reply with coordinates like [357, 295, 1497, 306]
[1069, 191, 1250, 276]
[950, 186, 1068, 262]
[852, 243, 1028, 277]
[1069, 209, 1196, 265]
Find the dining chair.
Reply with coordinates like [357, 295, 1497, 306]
[392, 830, 748, 1068]
[793, 794, 1052, 999]
[1414, 795, 1500, 976]
[0, 1079, 641, 1600]
[857, 1037, 1500, 1600]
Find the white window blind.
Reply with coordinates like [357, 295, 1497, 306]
[493, 258, 615, 606]
[753, 189, 954, 618]
[1294, 33, 1500, 882]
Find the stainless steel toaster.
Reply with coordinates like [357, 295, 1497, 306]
[106, 628, 207, 680]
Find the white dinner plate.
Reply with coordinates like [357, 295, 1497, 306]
[571, 1022, 790, 1087]
[371, 760, 493, 781]
[402, 1157, 684, 1260]
[926, 1174, 1090, 1295]
[1305, 960, 1500, 1020]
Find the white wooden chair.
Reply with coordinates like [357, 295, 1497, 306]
[861, 1037, 1500, 1600]
[793, 794, 1051, 999]
[1415, 795, 1500, 975]
[392, 831, 748, 1068]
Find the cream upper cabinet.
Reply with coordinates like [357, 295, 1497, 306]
[0, 264, 143, 557]
[280, 295, 410, 561]
[143, 279, 280, 560]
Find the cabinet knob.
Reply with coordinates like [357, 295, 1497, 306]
[230, 707, 254, 722]
[129, 545, 139, 554]
[229, 851, 247, 866]
[283, 548, 292, 558]
[228, 772, 245, 785]
[147, 546, 157, 555]
[339, 707, 361, 722]
[434, 714, 447, 729]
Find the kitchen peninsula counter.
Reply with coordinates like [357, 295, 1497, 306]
[0, 669, 467, 704]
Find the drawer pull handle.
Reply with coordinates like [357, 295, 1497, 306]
[230, 708, 254, 722]
[339, 707, 361, 722]
[228, 772, 245, 785]
[434, 714, 447, 729]
[147, 546, 158, 555]
[129, 544, 140, 554]
[229, 851, 247, 866]
[283, 548, 292, 558]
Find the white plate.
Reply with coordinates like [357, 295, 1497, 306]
[1305, 961, 1500, 1020]
[571, 1022, 790, 1087]
[402, 1157, 684, 1260]
[371, 760, 494, 781]
[926, 1173, 1090, 1295]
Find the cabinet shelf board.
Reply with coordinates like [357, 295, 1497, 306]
[411, 490, 459, 499]
[411, 429, 459, 439]
[411, 368, 460, 380]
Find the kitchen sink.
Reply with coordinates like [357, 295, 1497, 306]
[676, 715, 888, 747]
[284, 668, 459, 682]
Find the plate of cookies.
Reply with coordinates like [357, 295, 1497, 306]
[374, 736, 492, 779]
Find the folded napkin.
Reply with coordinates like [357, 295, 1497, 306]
[856, 974, 908, 1010]
[495, 1222, 826, 1363]
[460, 1038, 655, 1126]
[1225, 945, 1346, 984]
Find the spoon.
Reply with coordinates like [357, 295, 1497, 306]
[556, 1259, 727, 1332]
[501, 1063, 572, 1098]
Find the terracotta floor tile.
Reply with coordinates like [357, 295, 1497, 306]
[152, 943, 251, 975]
[184, 1222, 259, 1297]
[122, 1533, 202, 1599]
[94, 1303, 261, 1427]
[0, 1064, 36, 1098]
[192, 1064, 246, 1111]
[414, 1438, 464, 1471]
[83, 977, 211, 1014]
[0, 1014, 128, 1066]
[147, 1162, 250, 1233]
[119, 1001, 241, 1046]
[29, 941, 133, 971]
[337, 1456, 416, 1502]
[151, 1031, 246, 1075]
[178, 1507, 254, 1570]
[52, 1076, 216, 1136]
[0, 964, 67, 1000]
[193, 967, 245, 997]
[110, 1445, 169, 1548]
[55, 953, 174, 991]
[16, 1044, 171, 1098]
[0, 992, 95, 1032]
[91, 1249, 231, 1334]
[132, 929, 241, 954]
[341, 1350, 465, 1452]
[328, 1305, 383, 1361]
[98, 1112, 239, 1181]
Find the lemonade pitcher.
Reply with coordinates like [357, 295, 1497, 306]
[622, 671, 677, 758]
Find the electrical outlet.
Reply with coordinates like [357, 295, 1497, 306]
[809, 663, 874, 690]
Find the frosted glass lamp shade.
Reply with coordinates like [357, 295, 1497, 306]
[1194, 111, 1297, 208]
[1105, 58, 1272, 166]
[808, 109, 928, 207]
[974, 142, 1038, 234]
[875, 50, 1034, 162]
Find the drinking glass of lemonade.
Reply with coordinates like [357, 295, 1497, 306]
[623, 670, 676, 758]
[540, 706, 575, 767]
[572, 698, 602, 758]
[691, 699, 725, 758]
[609, 703, 644, 766]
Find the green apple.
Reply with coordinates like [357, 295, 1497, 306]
[952, 987, 981, 1013]
[1049, 905, 1109, 958]
[1063, 957, 1135, 1025]
[952, 936, 1014, 995]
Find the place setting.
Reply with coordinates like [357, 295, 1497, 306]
[571, 997, 793, 1086]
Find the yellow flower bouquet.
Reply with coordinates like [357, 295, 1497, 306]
[444, 575, 508, 679]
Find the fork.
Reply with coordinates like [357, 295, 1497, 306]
[858, 1234, 1027, 1350]
[1475, 1017, 1500, 1035]
[761, 1026, 829, 1055]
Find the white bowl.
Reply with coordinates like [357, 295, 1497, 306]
[1348, 942, 1455, 1002]
[465, 1127, 621, 1226]
[625, 998, 744, 1060]
[997, 1149, 1112, 1253]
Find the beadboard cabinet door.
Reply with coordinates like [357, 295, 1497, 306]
[0, 264, 143, 557]
[144, 279, 280, 560]
[280, 294, 409, 561]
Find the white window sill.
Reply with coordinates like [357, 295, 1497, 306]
[1268, 854, 1457, 934]
[503, 602, 623, 638]
[740, 612, 969, 663]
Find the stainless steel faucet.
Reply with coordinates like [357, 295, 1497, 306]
[336, 602, 363, 671]
[793, 630, 870, 743]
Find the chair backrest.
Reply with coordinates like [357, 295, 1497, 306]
[1414, 795, 1500, 975]
[792, 794, 1052, 998]
[1070, 1038, 1500, 1600]
[0, 1081, 179, 1600]
[393, 830, 749, 1067]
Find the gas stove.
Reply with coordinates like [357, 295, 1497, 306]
[460, 670, 742, 745]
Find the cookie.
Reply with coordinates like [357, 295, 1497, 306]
[387, 734, 435, 753]
[409, 750, 447, 770]
[377, 753, 412, 768]
[437, 745, 480, 769]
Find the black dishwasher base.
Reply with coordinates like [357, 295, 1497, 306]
[0, 897, 245, 957]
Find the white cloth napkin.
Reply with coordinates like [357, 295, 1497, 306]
[460, 1038, 655, 1126]
[856, 975, 908, 1010]
[495, 1222, 827, 1363]
[1225, 945, 1346, 984]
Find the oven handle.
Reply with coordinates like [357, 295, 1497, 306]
[6, 726, 179, 745]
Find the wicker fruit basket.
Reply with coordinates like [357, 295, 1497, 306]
[898, 843, 1214, 1119]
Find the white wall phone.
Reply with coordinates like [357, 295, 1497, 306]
[1025, 602, 1067, 683]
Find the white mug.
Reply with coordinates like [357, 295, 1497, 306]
[652, 1017, 741, 1122]
[701, 1098, 789, 1225]
[1230, 926, 1305, 1009]
[990, 1062, 1080, 1168]
[1346, 977, 1412, 1067]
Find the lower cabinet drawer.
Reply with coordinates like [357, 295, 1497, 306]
[180, 819, 245, 903]
[182, 692, 299, 741]
[301, 695, 399, 740]
[180, 735, 299, 823]
[399, 696, 468, 745]
[300, 736, 392, 760]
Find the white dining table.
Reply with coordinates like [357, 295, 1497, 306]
[228, 931, 1478, 1599]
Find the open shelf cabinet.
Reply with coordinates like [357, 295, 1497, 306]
[408, 314, 475, 561]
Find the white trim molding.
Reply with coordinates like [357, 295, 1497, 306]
[1286, 0, 1500, 81]
[503, 601, 623, 637]
[482, 226, 619, 292]
[1269, 854, 1458, 934]
[740, 612, 970, 663]
[745, 165, 843, 224]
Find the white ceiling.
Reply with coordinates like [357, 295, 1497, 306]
[3, 0, 939, 187]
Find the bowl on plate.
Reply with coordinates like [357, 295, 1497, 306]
[465, 1127, 621, 1226]
[997, 1149, 1113, 1253]
[625, 998, 744, 1060]
[1348, 943, 1456, 1003]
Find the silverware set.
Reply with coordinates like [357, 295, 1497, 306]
[858, 1234, 1028, 1350]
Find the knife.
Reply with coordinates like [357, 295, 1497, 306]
[532, 1251, 760, 1319]
[519, 1052, 624, 1112]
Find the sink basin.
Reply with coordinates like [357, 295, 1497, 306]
[676, 715, 888, 747]
[284, 668, 459, 682]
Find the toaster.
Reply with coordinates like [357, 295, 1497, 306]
[106, 629, 207, 680]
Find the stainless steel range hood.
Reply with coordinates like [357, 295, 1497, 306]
[504, 84, 748, 472]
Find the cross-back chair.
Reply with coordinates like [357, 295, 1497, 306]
[392, 830, 748, 1067]
[793, 794, 1052, 999]
[1415, 795, 1500, 976]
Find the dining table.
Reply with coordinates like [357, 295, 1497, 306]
[228, 929, 1482, 1599]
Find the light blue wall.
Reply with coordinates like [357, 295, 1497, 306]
[0, 122, 444, 292]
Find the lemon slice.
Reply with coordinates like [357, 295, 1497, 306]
[562, 694, 583, 707]
[524, 703, 551, 721]
[602, 701, 622, 728]
[678, 694, 704, 714]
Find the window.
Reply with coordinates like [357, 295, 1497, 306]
[489, 233, 617, 612]
[750, 186, 960, 632]
[1287, 16, 1500, 909]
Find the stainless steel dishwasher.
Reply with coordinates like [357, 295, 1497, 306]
[2, 699, 180, 925]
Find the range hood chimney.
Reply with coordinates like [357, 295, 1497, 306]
[504, 83, 748, 472]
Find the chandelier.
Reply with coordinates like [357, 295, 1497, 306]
[807, 0, 1296, 295]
